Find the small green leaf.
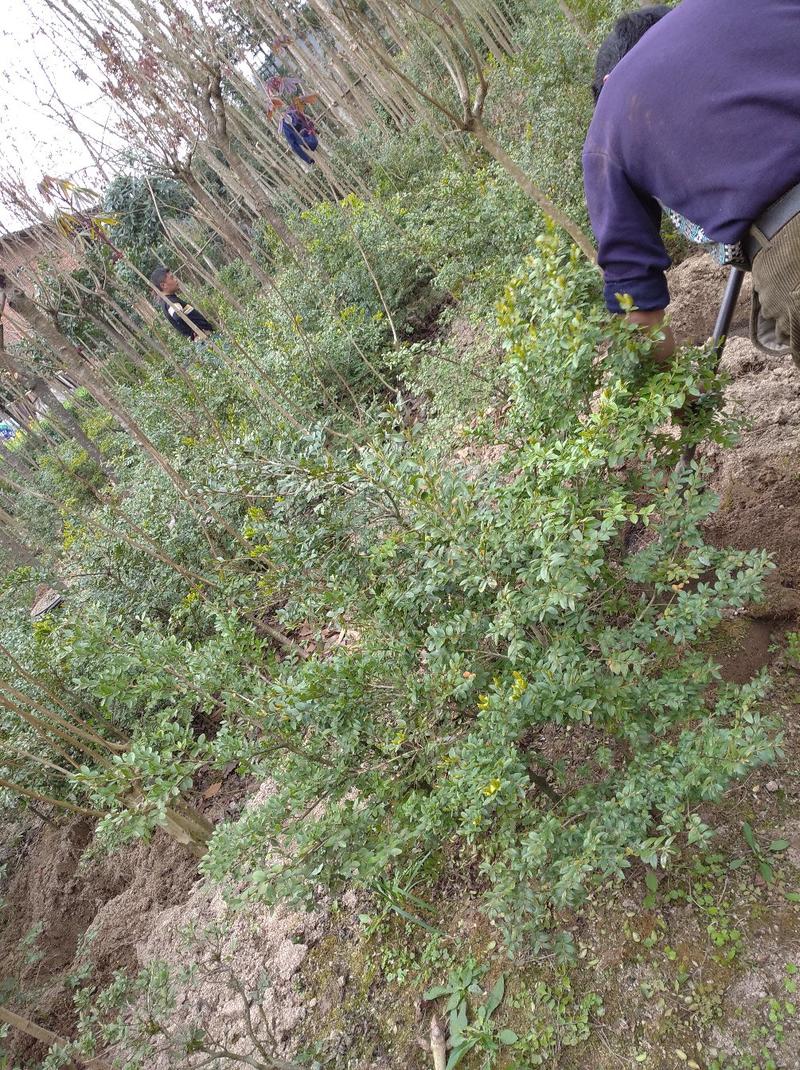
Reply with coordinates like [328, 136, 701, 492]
[485, 974, 505, 1015]
[635, 1054, 648, 1063]
[498, 1029, 519, 1045]
[759, 860, 775, 884]
[785, 892, 800, 903]
[446, 1039, 476, 1070]
[449, 1001, 468, 1040]
[742, 821, 758, 852]
[645, 872, 658, 894]
[769, 839, 790, 853]
[424, 985, 451, 1001]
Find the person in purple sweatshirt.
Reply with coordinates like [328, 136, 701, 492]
[583, 0, 800, 366]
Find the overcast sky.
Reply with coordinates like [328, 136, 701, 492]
[0, 0, 120, 231]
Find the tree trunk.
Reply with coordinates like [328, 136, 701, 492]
[160, 804, 214, 858]
[0, 777, 104, 817]
[33, 378, 109, 474]
[554, 0, 594, 50]
[0, 523, 39, 568]
[1, 284, 234, 535]
[0, 503, 42, 558]
[183, 172, 274, 287]
[125, 789, 212, 857]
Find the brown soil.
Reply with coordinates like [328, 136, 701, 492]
[713, 618, 776, 684]
[0, 819, 199, 1066]
[666, 254, 800, 621]
[0, 777, 337, 1068]
[667, 254, 753, 346]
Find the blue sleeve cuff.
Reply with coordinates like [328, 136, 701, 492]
[604, 272, 669, 313]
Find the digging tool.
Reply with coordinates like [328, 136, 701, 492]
[680, 265, 747, 469]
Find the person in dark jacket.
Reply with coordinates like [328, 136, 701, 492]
[150, 267, 215, 341]
[584, 0, 800, 365]
[281, 107, 318, 165]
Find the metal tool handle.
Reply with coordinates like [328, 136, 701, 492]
[711, 266, 747, 366]
[680, 265, 747, 470]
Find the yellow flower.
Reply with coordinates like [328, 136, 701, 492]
[511, 671, 528, 702]
[483, 779, 501, 797]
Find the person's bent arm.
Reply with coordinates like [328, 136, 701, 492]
[583, 149, 674, 360]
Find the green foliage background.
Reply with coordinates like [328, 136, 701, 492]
[0, 0, 776, 993]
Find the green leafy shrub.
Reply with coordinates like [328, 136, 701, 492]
[200, 237, 778, 951]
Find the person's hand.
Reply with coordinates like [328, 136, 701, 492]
[627, 307, 675, 364]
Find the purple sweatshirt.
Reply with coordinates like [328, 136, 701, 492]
[583, 0, 800, 312]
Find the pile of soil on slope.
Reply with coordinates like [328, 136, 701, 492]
[667, 253, 800, 621]
[0, 817, 199, 1067]
[667, 253, 753, 346]
[0, 778, 340, 1069]
[134, 878, 329, 1067]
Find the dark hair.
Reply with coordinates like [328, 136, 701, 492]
[592, 5, 671, 102]
[150, 265, 170, 291]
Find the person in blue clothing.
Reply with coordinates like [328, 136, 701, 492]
[281, 107, 318, 165]
[584, 0, 800, 366]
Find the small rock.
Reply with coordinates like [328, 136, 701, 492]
[273, 939, 308, 981]
[766, 780, 780, 793]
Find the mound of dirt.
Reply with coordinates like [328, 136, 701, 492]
[0, 780, 339, 1068]
[667, 253, 752, 345]
[703, 336, 800, 619]
[668, 254, 800, 620]
[0, 818, 199, 1067]
[128, 780, 332, 1066]
[134, 882, 327, 1066]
